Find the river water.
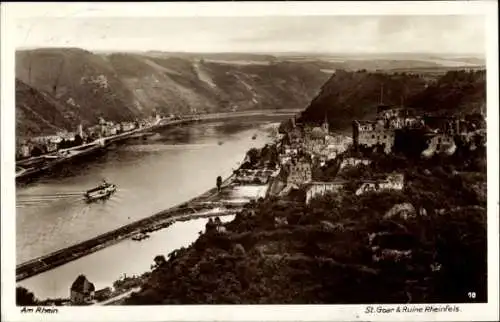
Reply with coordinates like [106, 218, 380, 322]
[18, 216, 235, 300]
[16, 115, 284, 299]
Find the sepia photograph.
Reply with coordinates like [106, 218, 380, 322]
[1, 1, 499, 321]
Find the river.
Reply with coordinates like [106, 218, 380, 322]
[16, 115, 285, 299]
[18, 216, 235, 300]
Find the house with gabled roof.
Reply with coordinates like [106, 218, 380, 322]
[70, 274, 95, 305]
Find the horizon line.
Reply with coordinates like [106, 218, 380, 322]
[15, 46, 486, 57]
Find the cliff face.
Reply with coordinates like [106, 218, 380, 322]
[15, 48, 334, 136]
[299, 69, 486, 131]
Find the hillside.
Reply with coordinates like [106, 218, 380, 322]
[299, 69, 486, 131]
[15, 79, 76, 138]
[16, 48, 141, 126]
[16, 48, 485, 136]
[406, 69, 486, 116]
[299, 70, 429, 129]
[16, 48, 334, 135]
[123, 149, 486, 304]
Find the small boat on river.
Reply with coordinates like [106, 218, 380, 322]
[131, 232, 150, 241]
[84, 181, 117, 203]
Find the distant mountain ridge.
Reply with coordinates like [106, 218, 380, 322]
[15, 48, 486, 137]
[16, 48, 334, 136]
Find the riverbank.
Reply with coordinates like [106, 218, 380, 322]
[16, 109, 300, 184]
[16, 125, 159, 183]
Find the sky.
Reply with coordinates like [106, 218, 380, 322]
[15, 15, 485, 55]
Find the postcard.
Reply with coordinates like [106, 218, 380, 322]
[1, 1, 498, 321]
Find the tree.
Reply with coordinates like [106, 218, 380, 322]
[74, 134, 84, 146]
[216, 176, 223, 192]
[30, 145, 43, 157]
[152, 255, 167, 270]
[58, 139, 69, 150]
[246, 148, 260, 167]
[16, 286, 37, 306]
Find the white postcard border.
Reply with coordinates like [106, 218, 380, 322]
[1, 1, 498, 321]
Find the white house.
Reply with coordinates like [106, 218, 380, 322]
[279, 155, 292, 165]
[421, 134, 456, 158]
[305, 181, 346, 204]
[355, 173, 404, 196]
[284, 148, 298, 155]
[121, 122, 136, 132]
[339, 157, 372, 170]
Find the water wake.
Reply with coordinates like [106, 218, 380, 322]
[16, 192, 84, 208]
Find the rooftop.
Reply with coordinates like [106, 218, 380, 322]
[70, 274, 95, 293]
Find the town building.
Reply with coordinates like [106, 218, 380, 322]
[350, 101, 486, 159]
[121, 122, 136, 132]
[423, 115, 461, 135]
[320, 136, 351, 160]
[355, 173, 404, 196]
[305, 181, 346, 204]
[339, 157, 372, 170]
[421, 133, 457, 158]
[284, 147, 298, 156]
[287, 156, 312, 186]
[353, 123, 395, 154]
[234, 169, 277, 185]
[58, 131, 77, 142]
[16, 141, 33, 159]
[377, 106, 422, 129]
[288, 127, 304, 145]
[31, 135, 62, 153]
[279, 155, 292, 165]
[353, 105, 428, 155]
[98, 118, 120, 137]
[70, 274, 95, 305]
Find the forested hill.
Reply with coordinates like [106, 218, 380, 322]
[299, 69, 486, 131]
[406, 69, 486, 116]
[299, 70, 428, 129]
